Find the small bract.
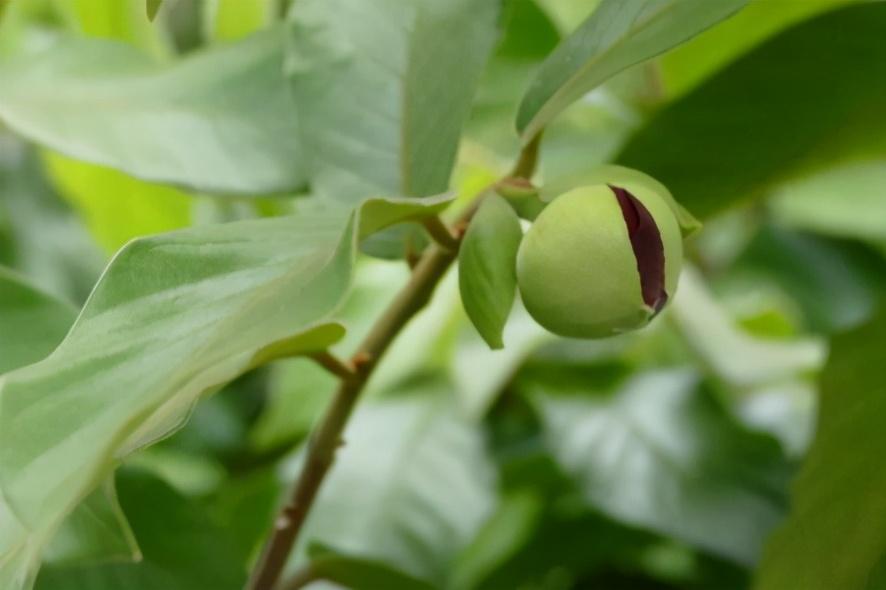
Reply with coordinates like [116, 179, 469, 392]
[516, 183, 683, 338]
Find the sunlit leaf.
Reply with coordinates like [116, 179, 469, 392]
[0, 194, 452, 590]
[515, 0, 748, 142]
[203, 0, 275, 42]
[146, 0, 161, 22]
[0, 28, 303, 194]
[755, 307, 886, 590]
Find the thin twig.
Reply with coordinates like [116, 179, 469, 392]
[308, 351, 356, 381]
[247, 139, 542, 590]
[421, 215, 459, 251]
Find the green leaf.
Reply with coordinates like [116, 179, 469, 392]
[660, 0, 852, 98]
[459, 195, 523, 350]
[529, 369, 790, 565]
[670, 266, 825, 389]
[769, 160, 886, 253]
[35, 470, 246, 590]
[0, 194, 452, 590]
[43, 152, 191, 254]
[306, 544, 436, 590]
[450, 490, 543, 590]
[287, 389, 496, 583]
[0, 266, 75, 374]
[515, 0, 748, 142]
[755, 307, 886, 590]
[0, 28, 303, 195]
[617, 3, 886, 219]
[146, 0, 161, 21]
[286, 0, 500, 201]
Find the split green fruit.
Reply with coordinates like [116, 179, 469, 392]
[516, 183, 683, 338]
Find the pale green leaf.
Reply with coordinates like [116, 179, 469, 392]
[285, 389, 496, 583]
[459, 195, 523, 350]
[286, 0, 500, 202]
[515, 0, 748, 141]
[0, 28, 303, 194]
[617, 3, 886, 219]
[755, 308, 886, 590]
[0, 194, 452, 590]
[530, 369, 790, 564]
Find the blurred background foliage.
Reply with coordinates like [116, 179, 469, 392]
[1, 0, 885, 589]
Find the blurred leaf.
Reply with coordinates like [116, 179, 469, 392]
[530, 369, 790, 565]
[47, 0, 170, 57]
[755, 307, 886, 590]
[0, 266, 75, 373]
[515, 0, 748, 141]
[35, 470, 246, 590]
[617, 3, 886, 219]
[770, 160, 886, 253]
[450, 489, 543, 590]
[0, 28, 303, 194]
[208, 469, 281, 565]
[285, 0, 499, 202]
[459, 195, 523, 350]
[43, 152, 191, 253]
[734, 225, 883, 333]
[145, 0, 161, 21]
[661, 0, 851, 97]
[670, 266, 825, 389]
[452, 302, 551, 419]
[0, 194, 452, 590]
[306, 544, 436, 590]
[203, 0, 275, 42]
[497, 0, 559, 60]
[286, 390, 496, 583]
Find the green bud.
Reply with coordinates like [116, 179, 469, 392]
[516, 183, 683, 338]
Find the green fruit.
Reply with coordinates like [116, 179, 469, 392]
[516, 183, 683, 338]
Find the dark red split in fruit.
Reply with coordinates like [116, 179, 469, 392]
[609, 185, 668, 313]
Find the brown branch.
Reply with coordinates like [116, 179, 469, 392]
[308, 351, 356, 381]
[247, 139, 542, 590]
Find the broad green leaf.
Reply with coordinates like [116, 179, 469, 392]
[35, 470, 246, 590]
[617, 3, 886, 219]
[515, 0, 748, 142]
[0, 268, 135, 583]
[0, 28, 303, 195]
[306, 544, 436, 590]
[286, 0, 499, 202]
[459, 195, 523, 349]
[0, 266, 75, 373]
[770, 160, 886, 254]
[755, 308, 886, 590]
[661, 0, 852, 97]
[203, 0, 276, 41]
[530, 369, 790, 564]
[0, 194, 452, 590]
[286, 389, 496, 583]
[43, 153, 191, 254]
[670, 267, 825, 389]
